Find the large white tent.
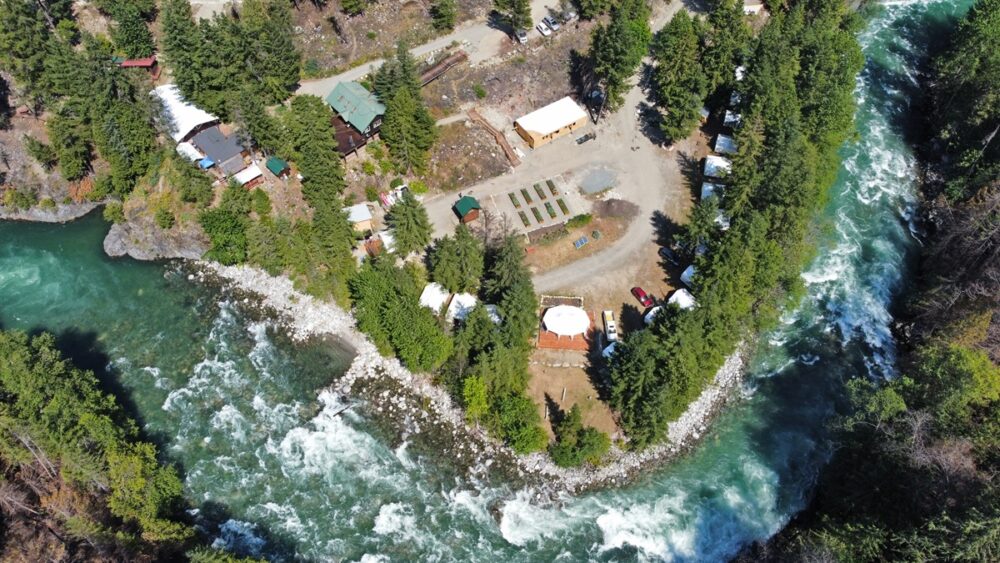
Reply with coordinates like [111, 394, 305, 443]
[152, 84, 218, 143]
[704, 155, 732, 179]
[542, 305, 590, 337]
[643, 306, 663, 326]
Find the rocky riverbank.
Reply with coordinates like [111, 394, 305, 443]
[198, 261, 750, 495]
[0, 202, 98, 223]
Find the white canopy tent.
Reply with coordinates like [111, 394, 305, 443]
[602, 342, 617, 359]
[701, 181, 723, 201]
[542, 305, 590, 337]
[175, 142, 203, 162]
[668, 288, 696, 310]
[714, 134, 738, 155]
[152, 84, 219, 142]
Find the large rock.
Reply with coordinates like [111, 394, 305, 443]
[0, 203, 98, 223]
[104, 219, 210, 260]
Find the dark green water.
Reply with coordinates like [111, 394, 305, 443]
[0, 1, 972, 559]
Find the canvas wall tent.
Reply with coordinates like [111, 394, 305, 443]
[175, 142, 203, 162]
[447, 293, 479, 322]
[514, 97, 589, 148]
[724, 110, 742, 128]
[419, 282, 451, 312]
[152, 84, 219, 143]
[484, 304, 502, 324]
[704, 155, 732, 179]
[714, 134, 738, 155]
[701, 181, 723, 200]
[681, 265, 696, 288]
[668, 288, 696, 310]
[643, 306, 663, 326]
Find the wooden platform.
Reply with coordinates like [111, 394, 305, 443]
[536, 311, 595, 351]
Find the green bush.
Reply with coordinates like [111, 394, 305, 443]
[251, 189, 272, 217]
[103, 201, 126, 223]
[473, 84, 487, 99]
[365, 185, 380, 201]
[362, 160, 377, 175]
[409, 179, 429, 194]
[566, 214, 593, 229]
[23, 136, 58, 170]
[38, 197, 56, 210]
[155, 207, 175, 229]
[390, 177, 405, 189]
[3, 188, 36, 210]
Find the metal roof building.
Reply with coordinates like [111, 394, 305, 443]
[513, 97, 589, 148]
[325, 82, 386, 135]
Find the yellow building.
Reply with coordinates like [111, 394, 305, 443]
[513, 97, 589, 149]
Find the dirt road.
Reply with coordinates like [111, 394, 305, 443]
[296, 0, 559, 98]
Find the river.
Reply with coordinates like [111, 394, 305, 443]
[0, 0, 971, 560]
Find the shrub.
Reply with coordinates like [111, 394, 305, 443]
[38, 197, 56, 210]
[251, 189, 272, 217]
[362, 160, 377, 175]
[103, 201, 126, 223]
[365, 185, 380, 201]
[3, 188, 36, 209]
[409, 180, 429, 194]
[473, 84, 487, 99]
[23, 136, 58, 170]
[155, 208, 175, 229]
[566, 213, 593, 229]
[390, 177, 405, 189]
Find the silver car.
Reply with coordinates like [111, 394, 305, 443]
[543, 16, 561, 31]
[536, 21, 552, 36]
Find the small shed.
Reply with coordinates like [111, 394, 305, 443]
[266, 156, 290, 178]
[714, 134, 738, 155]
[704, 156, 732, 179]
[513, 97, 589, 148]
[419, 282, 451, 313]
[447, 293, 479, 322]
[343, 203, 374, 232]
[120, 55, 161, 79]
[453, 196, 481, 223]
[681, 265, 697, 288]
[668, 288, 696, 310]
[234, 164, 264, 188]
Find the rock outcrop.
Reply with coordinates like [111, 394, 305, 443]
[104, 219, 210, 261]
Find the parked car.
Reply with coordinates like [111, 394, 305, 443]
[602, 310, 619, 343]
[536, 21, 552, 37]
[631, 286, 654, 308]
[658, 246, 680, 265]
[514, 29, 528, 44]
[562, 10, 578, 22]
[576, 132, 597, 145]
[543, 16, 561, 31]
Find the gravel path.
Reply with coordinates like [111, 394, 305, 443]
[201, 262, 748, 494]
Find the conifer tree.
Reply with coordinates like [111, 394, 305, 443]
[430, 223, 485, 293]
[381, 87, 437, 172]
[652, 11, 707, 143]
[589, 0, 651, 112]
[160, 0, 203, 102]
[111, 3, 154, 58]
[431, 0, 457, 30]
[386, 190, 432, 255]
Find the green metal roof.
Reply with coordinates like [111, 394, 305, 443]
[265, 155, 288, 175]
[453, 196, 481, 217]
[324, 82, 386, 133]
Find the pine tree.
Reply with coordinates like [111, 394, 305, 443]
[589, 0, 652, 112]
[373, 43, 421, 101]
[386, 190, 432, 255]
[381, 87, 437, 172]
[233, 86, 284, 155]
[430, 223, 484, 293]
[431, 0, 457, 30]
[652, 11, 707, 143]
[0, 0, 51, 97]
[160, 0, 203, 102]
[111, 3, 155, 58]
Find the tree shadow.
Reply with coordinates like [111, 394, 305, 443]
[584, 339, 613, 402]
[487, 10, 512, 33]
[619, 303, 644, 332]
[680, 0, 714, 14]
[650, 210, 682, 247]
[676, 151, 703, 200]
[568, 49, 594, 102]
[544, 393, 566, 428]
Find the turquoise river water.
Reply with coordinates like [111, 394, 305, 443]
[0, 1, 972, 560]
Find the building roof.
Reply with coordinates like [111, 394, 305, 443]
[668, 288, 696, 310]
[704, 155, 732, 178]
[233, 164, 263, 186]
[192, 125, 244, 165]
[175, 142, 203, 162]
[701, 181, 723, 201]
[514, 97, 589, 137]
[447, 293, 479, 322]
[453, 196, 481, 217]
[681, 265, 697, 288]
[152, 84, 219, 142]
[378, 230, 396, 253]
[121, 56, 157, 68]
[343, 203, 373, 225]
[714, 134, 738, 155]
[419, 282, 451, 312]
[324, 82, 386, 133]
[219, 154, 248, 176]
[265, 156, 289, 176]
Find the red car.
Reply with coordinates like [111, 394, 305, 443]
[631, 286, 654, 308]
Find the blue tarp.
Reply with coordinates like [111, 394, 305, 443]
[198, 157, 215, 169]
[574, 236, 588, 249]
